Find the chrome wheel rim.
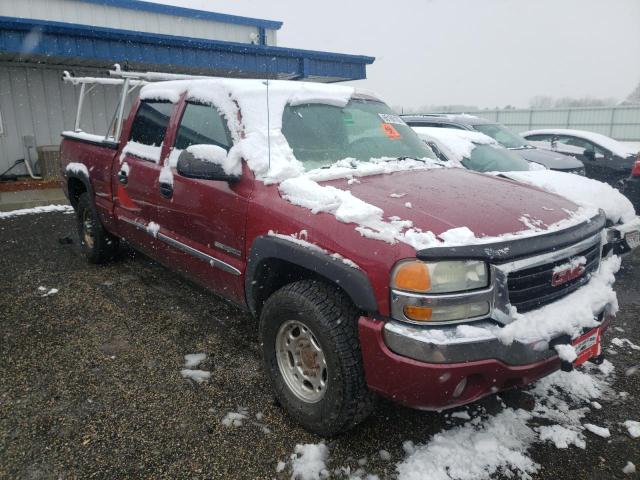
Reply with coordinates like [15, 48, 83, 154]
[82, 209, 95, 249]
[275, 320, 328, 403]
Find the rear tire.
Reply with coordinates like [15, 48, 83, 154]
[76, 192, 118, 264]
[260, 280, 375, 436]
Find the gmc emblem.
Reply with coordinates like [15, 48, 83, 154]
[552, 264, 585, 287]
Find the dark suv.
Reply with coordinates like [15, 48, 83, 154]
[402, 114, 585, 174]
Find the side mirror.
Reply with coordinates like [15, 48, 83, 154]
[176, 146, 240, 183]
[583, 149, 596, 160]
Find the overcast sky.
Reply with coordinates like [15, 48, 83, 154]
[159, 0, 640, 110]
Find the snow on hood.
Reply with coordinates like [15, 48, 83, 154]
[501, 170, 636, 224]
[522, 129, 639, 158]
[280, 168, 598, 251]
[140, 78, 355, 183]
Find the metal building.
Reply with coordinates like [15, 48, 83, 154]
[0, 0, 375, 176]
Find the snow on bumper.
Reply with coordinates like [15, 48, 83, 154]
[359, 255, 619, 410]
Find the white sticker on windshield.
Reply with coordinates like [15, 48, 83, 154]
[378, 113, 405, 125]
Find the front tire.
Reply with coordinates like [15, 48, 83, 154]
[260, 280, 375, 436]
[76, 192, 118, 264]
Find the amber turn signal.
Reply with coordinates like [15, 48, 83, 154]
[403, 305, 433, 321]
[393, 260, 431, 292]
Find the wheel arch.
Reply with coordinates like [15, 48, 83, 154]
[66, 173, 92, 209]
[246, 236, 378, 317]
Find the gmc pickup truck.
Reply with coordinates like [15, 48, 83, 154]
[60, 75, 616, 436]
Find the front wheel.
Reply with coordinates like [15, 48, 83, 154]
[76, 192, 118, 264]
[260, 280, 375, 436]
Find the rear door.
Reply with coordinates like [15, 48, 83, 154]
[113, 100, 174, 249]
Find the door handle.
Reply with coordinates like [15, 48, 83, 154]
[118, 170, 128, 185]
[159, 182, 173, 199]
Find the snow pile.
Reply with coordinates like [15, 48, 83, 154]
[37, 286, 59, 297]
[221, 409, 248, 428]
[396, 408, 538, 480]
[412, 126, 496, 163]
[583, 423, 610, 438]
[184, 353, 207, 368]
[503, 170, 636, 224]
[290, 443, 330, 480]
[497, 255, 620, 345]
[186, 144, 241, 176]
[623, 420, 640, 438]
[179, 369, 210, 383]
[120, 141, 162, 164]
[0, 205, 73, 219]
[623, 462, 636, 474]
[62, 130, 113, 143]
[611, 337, 640, 351]
[159, 164, 173, 186]
[397, 363, 614, 480]
[146, 222, 160, 238]
[66, 162, 90, 177]
[305, 157, 442, 183]
[537, 425, 586, 449]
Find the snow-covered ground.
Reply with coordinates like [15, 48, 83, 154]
[275, 360, 638, 480]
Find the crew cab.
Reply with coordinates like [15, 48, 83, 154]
[60, 75, 617, 436]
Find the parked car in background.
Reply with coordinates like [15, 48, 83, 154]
[402, 114, 585, 174]
[521, 129, 640, 211]
[413, 126, 640, 257]
[60, 75, 619, 435]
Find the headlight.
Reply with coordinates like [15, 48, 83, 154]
[391, 260, 489, 294]
[391, 259, 491, 323]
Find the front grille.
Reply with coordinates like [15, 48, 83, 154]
[507, 242, 600, 313]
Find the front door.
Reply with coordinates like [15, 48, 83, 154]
[154, 100, 252, 304]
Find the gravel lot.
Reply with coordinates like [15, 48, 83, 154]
[1, 211, 639, 479]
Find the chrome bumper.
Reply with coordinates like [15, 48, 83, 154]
[384, 314, 608, 366]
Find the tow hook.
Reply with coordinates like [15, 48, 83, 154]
[588, 353, 606, 365]
[549, 335, 574, 372]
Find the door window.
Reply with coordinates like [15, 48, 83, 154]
[129, 101, 174, 147]
[557, 136, 607, 158]
[175, 103, 232, 151]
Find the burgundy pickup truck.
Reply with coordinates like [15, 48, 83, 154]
[60, 78, 613, 436]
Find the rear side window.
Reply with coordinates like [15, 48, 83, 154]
[129, 101, 174, 146]
[175, 103, 232, 151]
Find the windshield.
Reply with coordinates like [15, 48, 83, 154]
[461, 144, 530, 172]
[281, 99, 436, 169]
[473, 123, 529, 149]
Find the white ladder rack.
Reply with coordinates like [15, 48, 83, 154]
[62, 64, 215, 142]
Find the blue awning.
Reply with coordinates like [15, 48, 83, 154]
[0, 16, 375, 82]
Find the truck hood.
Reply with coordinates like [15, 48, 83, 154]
[512, 147, 584, 170]
[321, 167, 583, 239]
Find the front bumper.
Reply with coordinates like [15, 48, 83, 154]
[358, 313, 612, 410]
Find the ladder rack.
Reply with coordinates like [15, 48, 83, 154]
[62, 64, 215, 142]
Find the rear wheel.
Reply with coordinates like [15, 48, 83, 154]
[260, 280, 375, 436]
[76, 192, 118, 264]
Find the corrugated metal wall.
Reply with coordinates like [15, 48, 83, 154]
[0, 64, 132, 175]
[0, 0, 277, 46]
[478, 106, 640, 141]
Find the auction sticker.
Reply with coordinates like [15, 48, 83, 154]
[381, 123, 401, 139]
[572, 328, 601, 366]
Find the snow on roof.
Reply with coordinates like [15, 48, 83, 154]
[141, 78, 357, 183]
[412, 126, 497, 162]
[522, 129, 638, 158]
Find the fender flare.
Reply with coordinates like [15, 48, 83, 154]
[245, 235, 378, 316]
[65, 169, 94, 207]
